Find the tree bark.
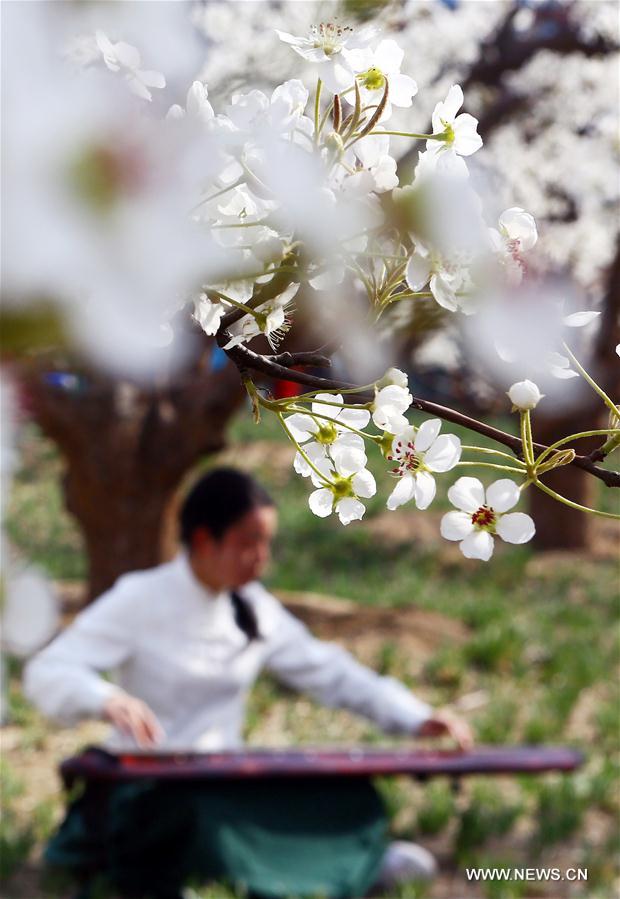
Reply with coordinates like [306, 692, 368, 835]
[19, 341, 246, 600]
[529, 406, 600, 551]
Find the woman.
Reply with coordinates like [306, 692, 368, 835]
[25, 467, 472, 899]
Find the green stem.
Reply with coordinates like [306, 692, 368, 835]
[520, 411, 534, 468]
[562, 342, 618, 417]
[276, 413, 332, 486]
[366, 130, 446, 140]
[387, 291, 434, 303]
[212, 221, 267, 230]
[534, 479, 620, 520]
[461, 445, 527, 465]
[535, 429, 620, 467]
[455, 462, 528, 475]
[190, 178, 242, 213]
[209, 291, 259, 318]
[314, 78, 322, 144]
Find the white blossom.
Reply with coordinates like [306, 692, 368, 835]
[406, 242, 475, 314]
[489, 207, 538, 286]
[94, 30, 166, 101]
[372, 383, 413, 435]
[276, 22, 376, 94]
[223, 283, 300, 351]
[441, 477, 535, 560]
[286, 394, 370, 477]
[386, 419, 461, 511]
[308, 449, 377, 526]
[426, 85, 483, 175]
[508, 380, 544, 411]
[193, 294, 228, 337]
[348, 38, 417, 121]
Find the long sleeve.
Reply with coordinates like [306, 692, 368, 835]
[261, 596, 433, 735]
[23, 578, 135, 725]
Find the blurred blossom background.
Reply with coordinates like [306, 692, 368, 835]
[1, 2, 619, 898]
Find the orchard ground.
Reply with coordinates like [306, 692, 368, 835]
[3, 407, 619, 899]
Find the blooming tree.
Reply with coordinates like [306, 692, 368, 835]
[2, 2, 619, 569]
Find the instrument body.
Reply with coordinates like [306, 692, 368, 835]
[61, 745, 584, 788]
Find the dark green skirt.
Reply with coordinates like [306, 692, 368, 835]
[46, 777, 388, 899]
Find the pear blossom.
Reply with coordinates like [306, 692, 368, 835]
[426, 85, 482, 175]
[489, 207, 538, 286]
[223, 283, 299, 351]
[406, 242, 474, 313]
[386, 419, 462, 511]
[167, 82, 215, 124]
[376, 367, 409, 390]
[307, 449, 377, 525]
[276, 23, 376, 94]
[193, 294, 228, 337]
[508, 380, 544, 411]
[349, 39, 418, 120]
[372, 383, 413, 435]
[286, 394, 370, 477]
[94, 30, 166, 101]
[353, 132, 399, 193]
[441, 478, 535, 561]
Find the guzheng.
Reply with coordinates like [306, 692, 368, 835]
[61, 745, 583, 787]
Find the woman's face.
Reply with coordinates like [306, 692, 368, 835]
[190, 505, 278, 590]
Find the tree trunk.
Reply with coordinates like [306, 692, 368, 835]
[529, 405, 600, 551]
[20, 342, 246, 600]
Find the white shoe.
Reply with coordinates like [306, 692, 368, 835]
[374, 840, 438, 889]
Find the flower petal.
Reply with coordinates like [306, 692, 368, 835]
[424, 434, 462, 472]
[563, 311, 600, 328]
[448, 477, 484, 513]
[406, 252, 432, 291]
[387, 474, 416, 510]
[336, 497, 366, 525]
[496, 512, 535, 544]
[486, 479, 521, 513]
[334, 446, 368, 478]
[337, 406, 371, 430]
[414, 470, 436, 510]
[286, 413, 317, 442]
[312, 393, 343, 419]
[294, 451, 311, 477]
[430, 273, 458, 311]
[308, 488, 333, 518]
[414, 418, 442, 453]
[352, 467, 377, 499]
[389, 73, 418, 107]
[440, 511, 474, 541]
[460, 530, 494, 561]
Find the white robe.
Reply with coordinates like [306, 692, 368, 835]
[23, 553, 432, 751]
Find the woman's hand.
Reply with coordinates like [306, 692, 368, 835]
[418, 710, 474, 751]
[103, 692, 165, 748]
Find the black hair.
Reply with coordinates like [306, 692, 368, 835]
[180, 467, 275, 546]
[180, 468, 275, 643]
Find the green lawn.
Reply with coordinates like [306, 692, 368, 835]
[3, 409, 619, 898]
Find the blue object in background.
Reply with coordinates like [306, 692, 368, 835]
[439, 0, 459, 9]
[209, 345, 229, 372]
[43, 372, 83, 392]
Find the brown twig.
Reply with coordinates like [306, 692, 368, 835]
[217, 332, 620, 489]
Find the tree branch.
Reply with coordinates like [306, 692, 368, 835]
[217, 333, 620, 489]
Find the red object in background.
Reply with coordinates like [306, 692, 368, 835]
[273, 366, 307, 399]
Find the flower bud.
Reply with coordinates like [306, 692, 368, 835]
[324, 131, 344, 155]
[376, 367, 408, 390]
[508, 380, 544, 412]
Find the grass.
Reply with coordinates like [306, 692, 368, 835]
[3, 409, 619, 898]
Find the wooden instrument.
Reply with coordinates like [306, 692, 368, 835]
[61, 745, 583, 787]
